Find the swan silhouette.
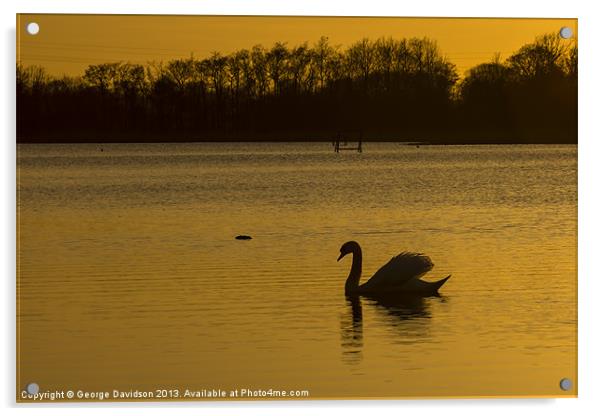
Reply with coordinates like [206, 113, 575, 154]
[338, 241, 451, 296]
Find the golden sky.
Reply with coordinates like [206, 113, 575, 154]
[17, 14, 577, 77]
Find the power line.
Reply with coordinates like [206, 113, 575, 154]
[20, 39, 516, 58]
[20, 43, 198, 58]
[19, 40, 194, 54]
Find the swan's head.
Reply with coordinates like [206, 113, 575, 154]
[338, 241, 360, 261]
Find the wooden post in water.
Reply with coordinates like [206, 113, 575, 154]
[333, 132, 362, 153]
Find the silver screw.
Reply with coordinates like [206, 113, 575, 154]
[559, 378, 573, 391]
[26, 22, 40, 36]
[559, 27, 573, 39]
[26, 382, 39, 395]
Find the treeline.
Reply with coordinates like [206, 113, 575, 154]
[17, 34, 577, 143]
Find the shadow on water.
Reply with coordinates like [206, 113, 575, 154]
[340, 294, 445, 367]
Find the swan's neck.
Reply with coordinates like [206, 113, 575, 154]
[345, 247, 363, 294]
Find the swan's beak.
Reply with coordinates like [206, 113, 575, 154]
[337, 252, 345, 262]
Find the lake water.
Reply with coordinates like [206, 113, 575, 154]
[17, 142, 577, 400]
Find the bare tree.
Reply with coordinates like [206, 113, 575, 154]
[508, 33, 567, 79]
[266, 42, 289, 95]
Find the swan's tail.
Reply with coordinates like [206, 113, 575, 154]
[432, 274, 451, 292]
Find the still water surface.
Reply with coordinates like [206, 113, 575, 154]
[17, 143, 577, 399]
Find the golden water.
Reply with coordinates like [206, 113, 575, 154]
[17, 143, 577, 400]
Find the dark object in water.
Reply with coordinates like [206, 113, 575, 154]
[235, 235, 252, 240]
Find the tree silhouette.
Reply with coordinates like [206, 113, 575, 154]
[17, 33, 576, 144]
[458, 33, 577, 142]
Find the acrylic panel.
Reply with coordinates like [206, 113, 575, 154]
[16, 14, 577, 402]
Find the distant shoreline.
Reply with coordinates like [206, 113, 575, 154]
[18, 33, 577, 148]
[16, 138, 577, 145]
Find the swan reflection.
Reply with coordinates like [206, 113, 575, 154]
[340, 294, 444, 366]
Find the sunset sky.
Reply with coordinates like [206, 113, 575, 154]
[17, 14, 577, 77]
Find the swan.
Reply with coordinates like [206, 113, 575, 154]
[337, 241, 451, 296]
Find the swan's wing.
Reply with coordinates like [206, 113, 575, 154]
[362, 252, 434, 289]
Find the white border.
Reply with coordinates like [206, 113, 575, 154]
[3, 1, 601, 415]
